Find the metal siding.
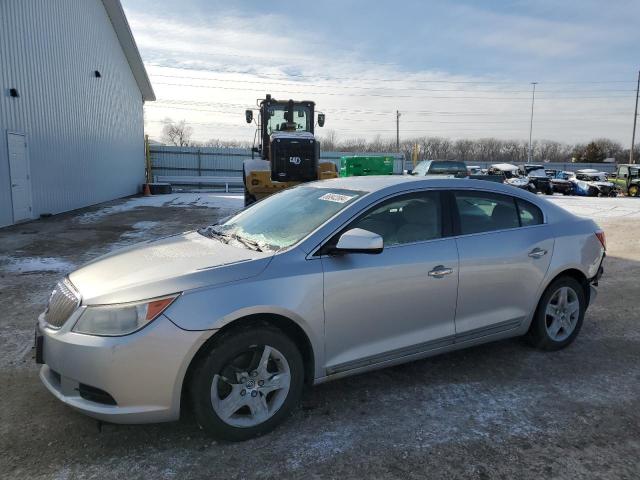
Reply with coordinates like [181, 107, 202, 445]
[0, 0, 145, 227]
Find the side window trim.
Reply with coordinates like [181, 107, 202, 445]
[314, 189, 449, 256]
[451, 189, 524, 237]
[515, 197, 544, 227]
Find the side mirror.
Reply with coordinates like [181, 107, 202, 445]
[317, 113, 325, 127]
[333, 228, 383, 254]
[245, 110, 253, 124]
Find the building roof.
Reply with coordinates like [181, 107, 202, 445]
[101, 0, 155, 101]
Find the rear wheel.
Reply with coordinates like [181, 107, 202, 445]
[190, 326, 304, 441]
[526, 276, 586, 351]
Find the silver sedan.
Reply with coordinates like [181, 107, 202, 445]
[36, 177, 605, 441]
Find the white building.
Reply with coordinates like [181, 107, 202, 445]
[0, 0, 155, 227]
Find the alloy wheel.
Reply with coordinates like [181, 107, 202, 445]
[544, 286, 580, 342]
[210, 345, 291, 428]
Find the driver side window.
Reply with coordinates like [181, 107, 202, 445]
[350, 191, 442, 246]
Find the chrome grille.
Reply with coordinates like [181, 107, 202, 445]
[44, 279, 81, 328]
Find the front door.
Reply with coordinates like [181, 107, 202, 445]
[321, 190, 459, 374]
[7, 132, 33, 223]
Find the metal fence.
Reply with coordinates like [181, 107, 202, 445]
[150, 145, 618, 183]
[150, 146, 405, 178]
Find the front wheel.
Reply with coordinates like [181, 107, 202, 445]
[526, 276, 586, 351]
[244, 187, 256, 207]
[190, 326, 304, 441]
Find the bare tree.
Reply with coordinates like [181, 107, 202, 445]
[454, 139, 474, 161]
[161, 119, 193, 147]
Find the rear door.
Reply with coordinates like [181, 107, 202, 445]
[452, 190, 553, 338]
[321, 190, 459, 374]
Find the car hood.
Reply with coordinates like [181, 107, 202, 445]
[69, 231, 273, 305]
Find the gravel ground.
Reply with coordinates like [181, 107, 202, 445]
[0, 193, 639, 480]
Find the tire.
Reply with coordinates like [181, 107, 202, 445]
[244, 187, 256, 207]
[629, 184, 639, 197]
[190, 325, 304, 441]
[545, 186, 553, 195]
[526, 276, 586, 351]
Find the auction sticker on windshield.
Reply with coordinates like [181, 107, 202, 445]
[319, 192, 356, 203]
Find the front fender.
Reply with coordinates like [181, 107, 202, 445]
[163, 255, 326, 378]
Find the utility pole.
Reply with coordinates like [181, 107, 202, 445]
[631, 70, 640, 164]
[528, 82, 537, 163]
[396, 110, 401, 152]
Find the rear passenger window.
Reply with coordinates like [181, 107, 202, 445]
[454, 191, 519, 235]
[517, 199, 543, 226]
[351, 191, 442, 246]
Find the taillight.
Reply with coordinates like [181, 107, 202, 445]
[595, 230, 606, 250]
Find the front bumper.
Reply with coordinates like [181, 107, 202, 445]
[37, 313, 207, 424]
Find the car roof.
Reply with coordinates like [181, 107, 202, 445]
[490, 163, 518, 170]
[306, 175, 527, 196]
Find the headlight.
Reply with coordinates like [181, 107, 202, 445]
[72, 295, 178, 336]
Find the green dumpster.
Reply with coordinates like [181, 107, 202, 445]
[339, 156, 394, 177]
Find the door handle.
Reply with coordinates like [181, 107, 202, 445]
[528, 248, 547, 258]
[428, 265, 453, 277]
[11, 184, 18, 187]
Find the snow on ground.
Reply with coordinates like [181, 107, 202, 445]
[546, 195, 640, 220]
[77, 193, 243, 224]
[73, 191, 640, 225]
[0, 255, 75, 274]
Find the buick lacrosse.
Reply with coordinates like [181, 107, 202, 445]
[36, 177, 605, 440]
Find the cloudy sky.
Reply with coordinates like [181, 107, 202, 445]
[121, 0, 640, 146]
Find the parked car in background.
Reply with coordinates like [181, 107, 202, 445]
[527, 168, 554, 195]
[35, 177, 605, 441]
[519, 164, 546, 176]
[411, 160, 468, 178]
[573, 171, 617, 197]
[545, 170, 575, 196]
[487, 163, 534, 191]
[609, 164, 640, 197]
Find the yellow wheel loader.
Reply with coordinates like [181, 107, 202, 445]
[243, 94, 338, 206]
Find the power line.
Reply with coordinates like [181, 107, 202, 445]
[148, 73, 637, 94]
[146, 62, 637, 86]
[152, 81, 635, 100]
[146, 102, 635, 119]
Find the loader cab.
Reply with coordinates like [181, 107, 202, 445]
[248, 95, 324, 182]
[247, 95, 317, 160]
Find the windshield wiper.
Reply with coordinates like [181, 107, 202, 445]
[230, 234, 264, 252]
[198, 226, 232, 244]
